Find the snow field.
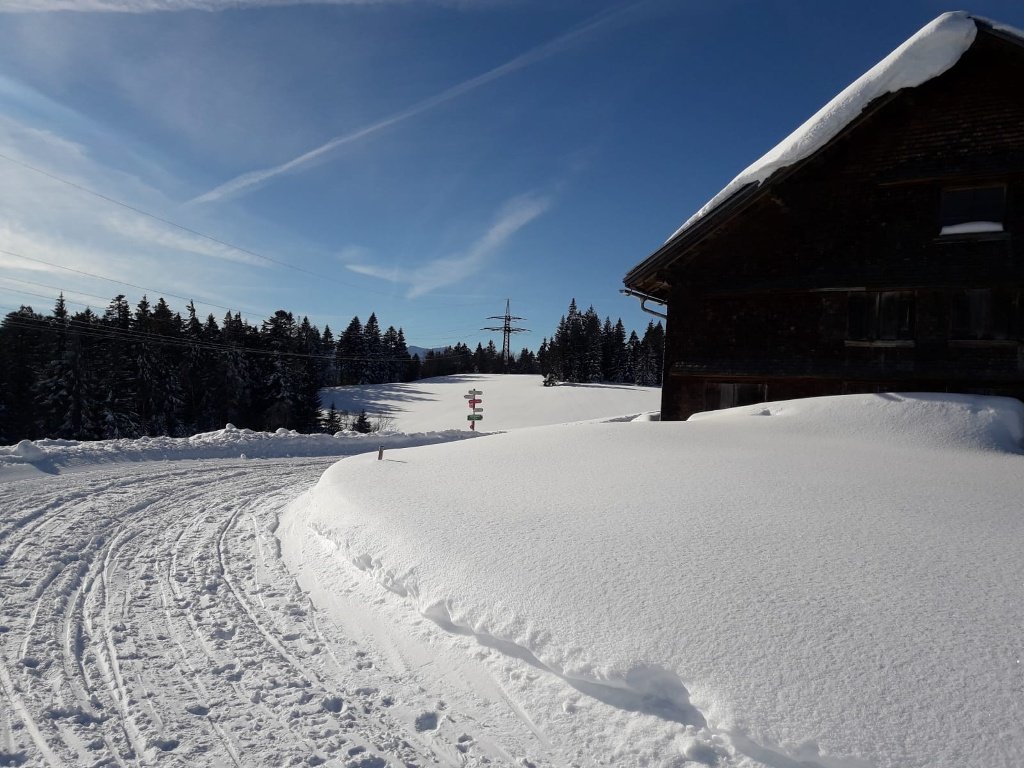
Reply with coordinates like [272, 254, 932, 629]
[291, 393, 1024, 768]
[320, 374, 660, 434]
[0, 375, 667, 766]
[4, 378, 1023, 767]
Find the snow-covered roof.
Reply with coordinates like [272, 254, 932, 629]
[664, 11, 1024, 245]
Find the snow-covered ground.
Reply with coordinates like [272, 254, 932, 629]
[289, 390, 1024, 768]
[2, 376, 1022, 767]
[320, 374, 660, 433]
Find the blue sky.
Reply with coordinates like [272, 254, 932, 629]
[2, 0, 1023, 352]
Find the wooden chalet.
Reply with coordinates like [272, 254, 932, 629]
[624, 12, 1024, 420]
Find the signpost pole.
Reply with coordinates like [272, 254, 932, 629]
[465, 389, 484, 431]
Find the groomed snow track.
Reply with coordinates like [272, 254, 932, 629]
[0, 458, 465, 767]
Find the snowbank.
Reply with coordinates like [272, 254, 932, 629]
[0, 424, 478, 476]
[691, 391, 1024, 451]
[295, 393, 1024, 768]
[0, 375, 657, 478]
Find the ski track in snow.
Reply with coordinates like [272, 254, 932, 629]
[0, 458, 549, 767]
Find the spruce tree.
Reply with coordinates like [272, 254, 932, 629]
[96, 296, 139, 438]
[321, 325, 337, 386]
[337, 316, 364, 385]
[582, 306, 603, 382]
[260, 310, 300, 430]
[0, 306, 48, 442]
[362, 313, 384, 384]
[34, 295, 72, 438]
[625, 330, 641, 385]
[639, 321, 665, 387]
[322, 404, 342, 433]
[294, 316, 323, 433]
[353, 409, 372, 434]
[37, 307, 104, 440]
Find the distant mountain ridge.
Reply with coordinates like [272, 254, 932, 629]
[407, 345, 441, 359]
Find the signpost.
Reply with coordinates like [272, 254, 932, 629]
[465, 389, 483, 430]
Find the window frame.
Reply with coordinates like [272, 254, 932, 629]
[846, 290, 916, 345]
[948, 288, 1017, 342]
[938, 184, 1007, 237]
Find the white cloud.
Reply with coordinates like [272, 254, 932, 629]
[102, 213, 269, 267]
[2, 1, 405, 12]
[344, 193, 550, 298]
[1, 0, 512, 12]
[0, 109, 272, 316]
[192, 2, 640, 204]
[345, 262, 402, 283]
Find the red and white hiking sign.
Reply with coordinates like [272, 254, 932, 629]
[464, 389, 483, 430]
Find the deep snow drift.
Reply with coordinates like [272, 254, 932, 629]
[0, 423, 477, 479]
[289, 392, 1024, 768]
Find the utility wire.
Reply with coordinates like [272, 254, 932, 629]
[0, 276, 126, 306]
[0, 306, 478, 364]
[0, 150, 345, 283]
[0, 151, 499, 308]
[0, 247, 279, 317]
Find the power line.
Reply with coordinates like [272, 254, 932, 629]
[0, 307, 477, 365]
[0, 275, 127, 307]
[0, 150, 349, 284]
[0, 151, 501, 309]
[0, 247, 268, 316]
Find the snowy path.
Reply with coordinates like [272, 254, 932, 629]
[0, 458, 547, 767]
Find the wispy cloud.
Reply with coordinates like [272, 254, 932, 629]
[102, 213, 270, 267]
[1, 1, 422, 12]
[344, 192, 550, 298]
[192, 2, 641, 204]
[0, 108, 275, 317]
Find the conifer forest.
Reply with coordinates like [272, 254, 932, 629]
[0, 295, 664, 443]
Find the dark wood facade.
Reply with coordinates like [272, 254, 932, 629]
[625, 20, 1024, 420]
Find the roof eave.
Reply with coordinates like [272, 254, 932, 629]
[623, 181, 761, 300]
[623, 14, 1024, 300]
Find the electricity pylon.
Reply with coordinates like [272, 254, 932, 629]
[482, 299, 529, 373]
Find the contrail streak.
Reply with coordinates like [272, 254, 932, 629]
[192, 2, 644, 204]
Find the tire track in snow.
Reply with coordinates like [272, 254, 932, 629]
[0, 460, 370, 766]
[2, 457, 547, 767]
[83, 522, 150, 763]
[2, 474, 144, 765]
[162, 488, 337, 761]
[212, 485, 428, 765]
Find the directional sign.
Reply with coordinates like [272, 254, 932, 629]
[465, 389, 485, 430]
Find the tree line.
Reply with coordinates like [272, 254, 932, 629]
[0, 294, 664, 444]
[412, 299, 665, 384]
[0, 294, 421, 443]
[537, 299, 665, 386]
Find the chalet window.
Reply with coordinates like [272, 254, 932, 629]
[939, 185, 1006, 235]
[950, 289, 1015, 340]
[847, 291, 915, 341]
[706, 382, 765, 410]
